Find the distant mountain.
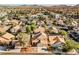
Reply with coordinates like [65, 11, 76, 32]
[0, 4, 79, 8]
[73, 4, 79, 7]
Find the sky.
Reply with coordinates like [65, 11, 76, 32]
[0, 0, 78, 5]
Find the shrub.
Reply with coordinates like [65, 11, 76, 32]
[62, 39, 79, 52]
[59, 30, 68, 36]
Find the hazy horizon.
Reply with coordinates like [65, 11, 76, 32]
[0, 4, 77, 6]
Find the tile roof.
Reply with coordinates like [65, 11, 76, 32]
[49, 36, 65, 45]
[2, 33, 15, 40]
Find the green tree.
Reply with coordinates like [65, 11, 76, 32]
[26, 21, 36, 46]
[38, 15, 45, 21]
[62, 39, 79, 52]
[16, 32, 30, 47]
[59, 30, 68, 36]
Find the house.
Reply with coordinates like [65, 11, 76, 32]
[20, 19, 28, 24]
[34, 26, 45, 33]
[20, 26, 26, 32]
[57, 19, 65, 26]
[37, 21, 45, 26]
[0, 12, 7, 17]
[2, 32, 15, 40]
[30, 15, 38, 19]
[55, 14, 61, 20]
[71, 20, 78, 27]
[69, 31, 79, 42]
[0, 27, 6, 33]
[0, 25, 11, 33]
[10, 20, 19, 25]
[73, 27, 79, 31]
[45, 20, 52, 26]
[49, 36, 65, 45]
[32, 32, 48, 47]
[0, 37, 10, 44]
[10, 25, 21, 34]
[50, 27, 58, 33]
[3, 19, 10, 25]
